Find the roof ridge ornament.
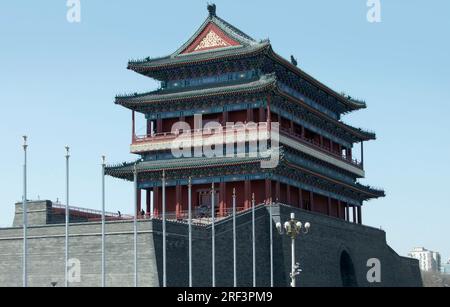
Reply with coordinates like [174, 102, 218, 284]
[290, 55, 298, 67]
[207, 3, 216, 17]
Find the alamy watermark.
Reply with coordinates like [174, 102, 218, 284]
[167, 115, 280, 168]
[366, 258, 381, 283]
[66, 0, 81, 23]
[367, 0, 382, 23]
[67, 258, 81, 283]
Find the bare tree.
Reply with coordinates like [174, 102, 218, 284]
[421, 271, 450, 287]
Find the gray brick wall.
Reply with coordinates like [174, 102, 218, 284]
[13, 201, 52, 227]
[0, 202, 422, 287]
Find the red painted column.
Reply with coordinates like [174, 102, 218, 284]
[244, 180, 251, 209]
[286, 185, 291, 205]
[267, 95, 271, 130]
[310, 191, 314, 212]
[176, 185, 182, 219]
[337, 200, 341, 219]
[153, 187, 160, 217]
[275, 181, 281, 203]
[345, 203, 350, 222]
[358, 206, 362, 225]
[327, 197, 332, 216]
[132, 110, 136, 141]
[361, 141, 365, 168]
[156, 118, 163, 134]
[259, 106, 266, 123]
[219, 182, 226, 217]
[146, 119, 152, 138]
[352, 206, 357, 223]
[146, 189, 151, 217]
[137, 189, 142, 216]
[301, 126, 305, 138]
[298, 188, 303, 209]
[265, 179, 272, 204]
[290, 120, 295, 133]
[222, 111, 228, 125]
[247, 108, 253, 123]
[179, 116, 186, 133]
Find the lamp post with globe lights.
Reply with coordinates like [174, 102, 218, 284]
[276, 213, 310, 287]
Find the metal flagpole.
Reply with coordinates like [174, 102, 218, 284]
[252, 193, 256, 287]
[188, 177, 192, 287]
[162, 170, 167, 287]
[65, 146, 70, 288]
[211, 182, 215, 287]
[232, 188, 237, 287]
[133, 163, 138, 287]
[269, 200, 274, 287]
[291, 235, 296, 287]
[101, 155, 106, 287]
[22, 136, 28, 288]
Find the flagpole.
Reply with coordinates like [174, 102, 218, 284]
[252, 193, 256, 287]
[101, 155, 106, 287]
[211, 182, 215, 287]
[22, 136, 28, 288]
[162, 170, 167, 287]
[269, 200, 274, 287]
[133, 163, 138, 287]
[188, 177, 192, 287]
[65, 146, 70, 288]
[232, 188, 237, 287]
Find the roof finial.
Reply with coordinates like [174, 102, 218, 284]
[207, 3, 216, 17]
[290, 55, 298, 67]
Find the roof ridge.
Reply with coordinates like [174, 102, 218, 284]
[115, 73, 277, 101]
[211, 15, 257, 44]
[269, 49, 367, 111]
[162, 5, 260, 59]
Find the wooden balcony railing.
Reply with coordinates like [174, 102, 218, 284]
[132, 124, 362, 169]
[133, 123, 269, 144]
[279, 126, 362, 168]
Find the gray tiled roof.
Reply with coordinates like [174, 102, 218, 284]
[115, 73, 276, 105]
[105, 153, 275, 177]
[128, 13, 267, 71]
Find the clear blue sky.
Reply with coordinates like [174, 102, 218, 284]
[0, 1, 449, 261]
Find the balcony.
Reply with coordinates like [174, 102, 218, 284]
[130, 123, 270, 153]
[130, 123, 363, 175]
[278, 126, 362, 169]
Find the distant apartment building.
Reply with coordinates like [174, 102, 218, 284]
[441, 259, 450, 275]
[408, 247, 441, 272]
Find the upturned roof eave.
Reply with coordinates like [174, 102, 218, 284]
[105, 154, 383, 200]
[266, 48, 367, 112]
[127, 42, 270, 75]
[114, 76, 376, 141]
[127, 12, 263, 75]
[105, 153, 277, 181]
[273, 86, 376, 142]
[115, 74, 277, 107]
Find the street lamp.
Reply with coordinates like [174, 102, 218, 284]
[276, 213, 310, 287]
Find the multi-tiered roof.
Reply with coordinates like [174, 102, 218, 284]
[107, 4, 384, 208]
[116, 5, 375, 143]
